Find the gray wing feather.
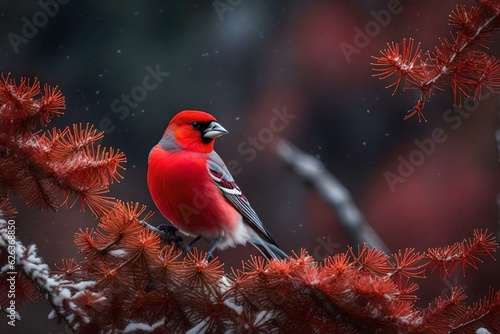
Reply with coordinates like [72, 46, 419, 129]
[207, 151, 278, 245]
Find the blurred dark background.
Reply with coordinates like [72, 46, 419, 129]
[1, 0, 499, 332]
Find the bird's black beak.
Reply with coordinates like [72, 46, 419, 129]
[202, 121, 228, 139]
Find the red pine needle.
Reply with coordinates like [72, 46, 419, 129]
[1, 206, 498, 332]
[372, 2, 500, 120]
[0, 75, 125, 216]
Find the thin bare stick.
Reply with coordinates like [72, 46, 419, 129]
[275, 139, 389, 253]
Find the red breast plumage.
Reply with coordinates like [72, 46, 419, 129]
[147, 110, 288, 260]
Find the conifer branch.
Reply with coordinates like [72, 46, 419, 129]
[4, 201, 494, 333]
[0, 74, 126, 216]
[372, 0, 500, 121]
[0, 73, 498, 332]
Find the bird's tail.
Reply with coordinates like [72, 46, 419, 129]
[250, 234, 289, 260]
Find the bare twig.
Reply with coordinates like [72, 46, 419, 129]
[275, 139, 389, 253]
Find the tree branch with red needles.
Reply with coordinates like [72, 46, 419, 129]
[0, 74, 126, 217]
[3, 204, 498, 333]
[0, 74, 499, 333]
[372, 0, 500, 121]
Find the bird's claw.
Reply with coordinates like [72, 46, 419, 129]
[156, 227, 210, 258]
[206, 252, 214, 262]
[157, 224, 178, 234]
[179, 235, 202, 254]
[179, 243, 192, 254]
[157, 224, 183, 244]
[205, 237, 220, 262]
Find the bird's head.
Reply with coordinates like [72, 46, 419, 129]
[163, 110, 228, 153]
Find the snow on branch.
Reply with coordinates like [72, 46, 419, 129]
[70, 205, 500, 332]
[0, 220, 100, 331]
[1, 201, 499, 332]
[0, 74, 498, 332]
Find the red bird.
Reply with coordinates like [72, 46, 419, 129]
[147, 110, 288, 260]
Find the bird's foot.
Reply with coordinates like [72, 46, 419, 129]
[175, 235, 202, 255]
[206, 237, 221, 262]
[157, 227, 208, 257]
[206, 252, 214, 262]
[157, 224, 184, 245]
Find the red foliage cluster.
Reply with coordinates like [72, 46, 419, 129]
[372, 0, 500, 121]
[1, 201, 498, 333]
[0, 72, 497, 333]
[0, 74, 126, 217]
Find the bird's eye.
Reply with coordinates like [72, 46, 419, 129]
[191, 122, 201, 129]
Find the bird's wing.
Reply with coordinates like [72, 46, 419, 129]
[206, 151, 278, 245]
